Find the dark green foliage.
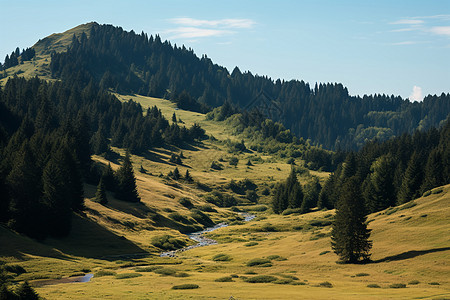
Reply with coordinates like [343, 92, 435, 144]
[171, 284, 199, 290]
[139, 164, 146, 174]
[169, 167, 180, 180]
[102, 163, 116, 191]
[151, 235, 186, 250]
[205, 191, 237, 207]
[179, 197, 193, 208]
[184, 169, 193, 182]
[229, 156, 239, 167]
[115, 273, 142, 279]
[190, 209, 213, 227]
[169, 153, 182, 164]
[421, 149, 444, 193]
[302, 177, 321, 213]
[318, 281, 333, 288]
[115, 151, 140, 202]
[212, 254, 232, 261]
[210, 160, 223, 170]
[397, 152, 423, 204]
[389, 283, 407, 288]
[95, 177, 108, 205]
[272, 167, 303, 214]
[331, 177, 372, 263]
[363, 154, 396, 213]
[49, 24, 450, 150]
[243, 275, 277, 283]
[15, 281, 39, 300]
[246, 258, 272, 267]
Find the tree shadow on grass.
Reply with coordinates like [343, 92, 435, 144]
[373, 247, 450, 263]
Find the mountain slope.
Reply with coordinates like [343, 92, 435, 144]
[3, 22, 449, 150]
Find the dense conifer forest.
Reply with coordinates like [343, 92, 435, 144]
[49, 23, 450, 150]
[0, 76, 204, 238]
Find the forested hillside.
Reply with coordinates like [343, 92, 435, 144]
[318, 120, 450, 213]
[48, 22, 450, 150]
[0, 76, 204, 239]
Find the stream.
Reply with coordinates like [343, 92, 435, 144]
[160, 213, 256, 257]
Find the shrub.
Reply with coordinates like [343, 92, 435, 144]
[246, 258, 272, 267]
[199, 205, 216, 212]
[282, 208, 303, 215]
[318, 281, 333, 288]
[213, 254, 232, 262]
[171, 284, 199, 290]
[355, 273, 370, 277]
[429, 282, 440, 285]
[5, 265, 26, 274]
[422, 190, 431, 197]
[408, 280, 420, 285]
[367, 284, 381, 288]
[190, 209, 214, 226]
[215, 276, 233, 282]
[154, 268, 177, 276]
[169, 212, 191, 224]
[273, 278, 292, 284]
[230, 274, 239, 278]
[432, 188, 443, 194]
[211, 161, 223, 170]
[244, 242, 258, 247]
[267, 255, 286, 261]
[244, 275, 277, 283]
[179, 198, 194, 208]
[173, 272, 189, 277]
[319, 251, 330, 255]
[389, 283, 406, 288]
[115, 273, 142, 279]
[95, 270, 117, 277]
[151, 235, 187, 250]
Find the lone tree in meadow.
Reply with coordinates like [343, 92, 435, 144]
[331, 176, 372, 263]
[115, 151, 140, 202]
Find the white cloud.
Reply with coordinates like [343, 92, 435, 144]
[429, 26, 450, 36]
[409, 86, 423, 102]
[170, 18, 256, 29]
[165, 27, 232, 39]
[391, 19, 424, 25]
[392, 41, 417, 46]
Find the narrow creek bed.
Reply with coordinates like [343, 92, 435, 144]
[160, 213, 256, 257]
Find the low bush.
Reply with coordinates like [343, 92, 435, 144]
[169, 212, 192, 224]
[318, 281, 333, 288]
[267, 255, 286, 261]
[154, 268, 177, 276]
[5, 265, 26, 274]
[179, 198, 194, 208]
[319, 251, 330, 255]
[230, 274, 239, 278]
[282, 208, 302, 215]
[367, 284, 381, 288]
[431, 188, 443, 194]
[273, 278, 292, 284]
[171, 284, 199, 290]
[243, 275, 277, 283]
[244, 242, 258, 247]
[199, 205, 216, 212]
[95, 270, 117, 277]
[173, 272, 189, 277]
[115, 273, 142, 279]
[213, 254, 232, 262]
[151, 235, 187, 250]
[190, 209, 214, 226]
[389, 283, 406, 288]
[355, 273, 370, 277]
[246, 258, 272, 267]
[408, 280, 420, 285]
[428, 282, 440, 285]
[215, 276, 233, 282]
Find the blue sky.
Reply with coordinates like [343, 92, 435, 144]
[1, 0, 449, 100]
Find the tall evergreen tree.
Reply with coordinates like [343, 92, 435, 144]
[397, 151, 423, 204]
[364, 154, 395, 213]
[301, 177, 321, 212]
[331, 176, 372, 263]
[15, 281, 39, 300]
[421, 149, 444, 193]
[115, 151, 140, 202]
[95, 177, 108, 205]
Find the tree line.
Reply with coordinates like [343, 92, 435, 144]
[0, 47, 35, 70]
[47, 22, 450, 150]
[0, 76, 204, 239]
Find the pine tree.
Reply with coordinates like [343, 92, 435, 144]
[15, 281, 39, 300]
[115, 151, 140, 202]
[331, 176, 372, 263]
[185, 169, 193, 182]
[95, 177, 108, 205]
[286, 167, 303, 209]
[102, 163, 116, 191]
[172, 112, 177, 123]
[172, 167, 180, 180]
[318, 174, 336, 210]
[301, 177, 321, 213]
[421, 149, 444, 193]
[397, 152, 423, 204]
[364, 155, 395, 213]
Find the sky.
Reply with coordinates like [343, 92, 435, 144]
[1, 0, 449, 101]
